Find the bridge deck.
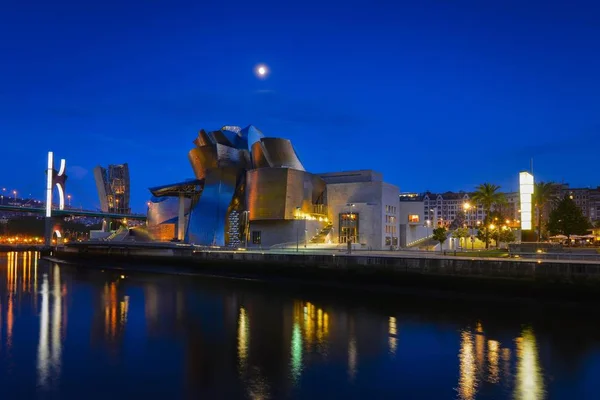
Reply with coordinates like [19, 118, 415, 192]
[0, 205, 146, 220]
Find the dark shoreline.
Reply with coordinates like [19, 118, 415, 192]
[45, 249, 600, 306]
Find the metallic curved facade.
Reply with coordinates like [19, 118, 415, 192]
[246, 168, 325, 220]
[147, 124, 326, 247]
[258, 138, 305, 171]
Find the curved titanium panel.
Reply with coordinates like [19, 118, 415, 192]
[147, 197, 191, 226]
[188, 148, 206, 179]
[260, 138, 305, 171]
[250, 141, 270, 169]
[241, 125, 264, 152]
[246, 168, 288, 220]
[216, 143, 246, 168]
[186, 166, 239, 246]
[193, 129, 213, 148]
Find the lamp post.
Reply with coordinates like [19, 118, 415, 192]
[67, 194, 72, 207]
[463, 202, 471, 251]
[13, 190, 17, 201]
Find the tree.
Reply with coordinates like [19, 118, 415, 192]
[432, 227, 448, 253]
[533, 181, 558, 241]
[547, 196, 591, 238]
[452, 227, 470, 249]
[471, 183, 506, 249]
[498, 229, 517, 244]
[449, 211, 466, 230]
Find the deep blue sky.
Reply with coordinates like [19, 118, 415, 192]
[1, 0, 599, 211]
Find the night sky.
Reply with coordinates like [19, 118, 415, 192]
[2, 0, 599, 212]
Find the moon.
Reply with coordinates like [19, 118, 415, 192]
[254, 64, 269, 79]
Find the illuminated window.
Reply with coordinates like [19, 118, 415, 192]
[339, 213, 359, 244]
[408, 214, 420, 223]
[251, 231, 261, 244]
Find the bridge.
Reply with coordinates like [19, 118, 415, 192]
[0, 204, 145, 220]
[2, 151, 146, 245]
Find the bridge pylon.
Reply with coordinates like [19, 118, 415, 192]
[45, 151, 68, 246]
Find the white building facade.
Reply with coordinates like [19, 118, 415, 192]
[319, 170, 400, 250]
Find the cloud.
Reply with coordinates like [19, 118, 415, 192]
[68, 165, 88, 180]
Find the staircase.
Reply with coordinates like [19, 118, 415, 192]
[105, 227, 129, 242]
[310, 222, 334, 244]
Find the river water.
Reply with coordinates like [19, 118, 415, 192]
[0, 252, 599, 399]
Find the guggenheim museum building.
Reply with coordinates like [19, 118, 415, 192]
[147, 125, 400, 250]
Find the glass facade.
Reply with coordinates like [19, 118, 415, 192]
[339, 213, 359, 244]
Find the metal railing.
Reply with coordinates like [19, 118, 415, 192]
[511, 251, 600, 262]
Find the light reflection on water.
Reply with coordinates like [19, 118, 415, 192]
[0, 252, 594, 398]
[457, 322, 546, 400]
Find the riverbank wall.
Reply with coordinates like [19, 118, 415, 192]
[47, 242, 600, 302]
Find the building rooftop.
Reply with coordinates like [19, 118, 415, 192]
[317, 170, 382, 184]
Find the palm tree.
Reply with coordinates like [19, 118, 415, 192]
[533, 181, 557, 241]
[471, 183, 506, 249]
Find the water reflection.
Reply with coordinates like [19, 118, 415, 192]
[388, 316, 397, 356]
[457, 322, 545, 400]
[458, 331, 477, 400]
[487, 340, 500, 384]
[515, 327, 545, 400]
[37, 263, 64, 389]
[0, 253, 595, 398]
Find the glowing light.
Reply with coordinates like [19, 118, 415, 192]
[237, 307, 249, 369]
[46, 152, 53, 217]
[58, 159, 66, 176]
[514, 327, 545, 399]
[487, 340, 500, 384]
[458, 331, 478, 400]
[388, 316, 397, 356]
[519, 171, 534, 230]
[254, 64, 269, 79]
[37, 274, 50, 386]
[56, 182, 65, 210]
[290, 322, 303, 384]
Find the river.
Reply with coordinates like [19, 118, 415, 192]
[0, 251, 599, 399]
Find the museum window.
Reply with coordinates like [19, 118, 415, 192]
[251, 231, 261, 244]
[408, 214, 420, 223]
[339, 212, 359, 244]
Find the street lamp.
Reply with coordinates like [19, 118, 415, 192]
[463, 202, 471, 250]
[67, 194, 72, 207]
[12, 190, 17, 201]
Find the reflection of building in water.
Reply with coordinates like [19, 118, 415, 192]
[236, 306, 271, 399]
[238, 307, 249, 370]
[288, 301, 331, 386]
[91, 280, 129, 352]
[487, 340, 500, 384]
[457, 322, 545, 398]
[143, 284, 185, 335]
[37, 264, 65, 390]
[514, 327, 545, 400]
[5, 251, 41, 349]
[502, 348, 512, 384]
[347, 316, 357, 382]
[475, 321, 485, 372]
[388, 316, 397, 356]
[458, 331, 477, 400]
